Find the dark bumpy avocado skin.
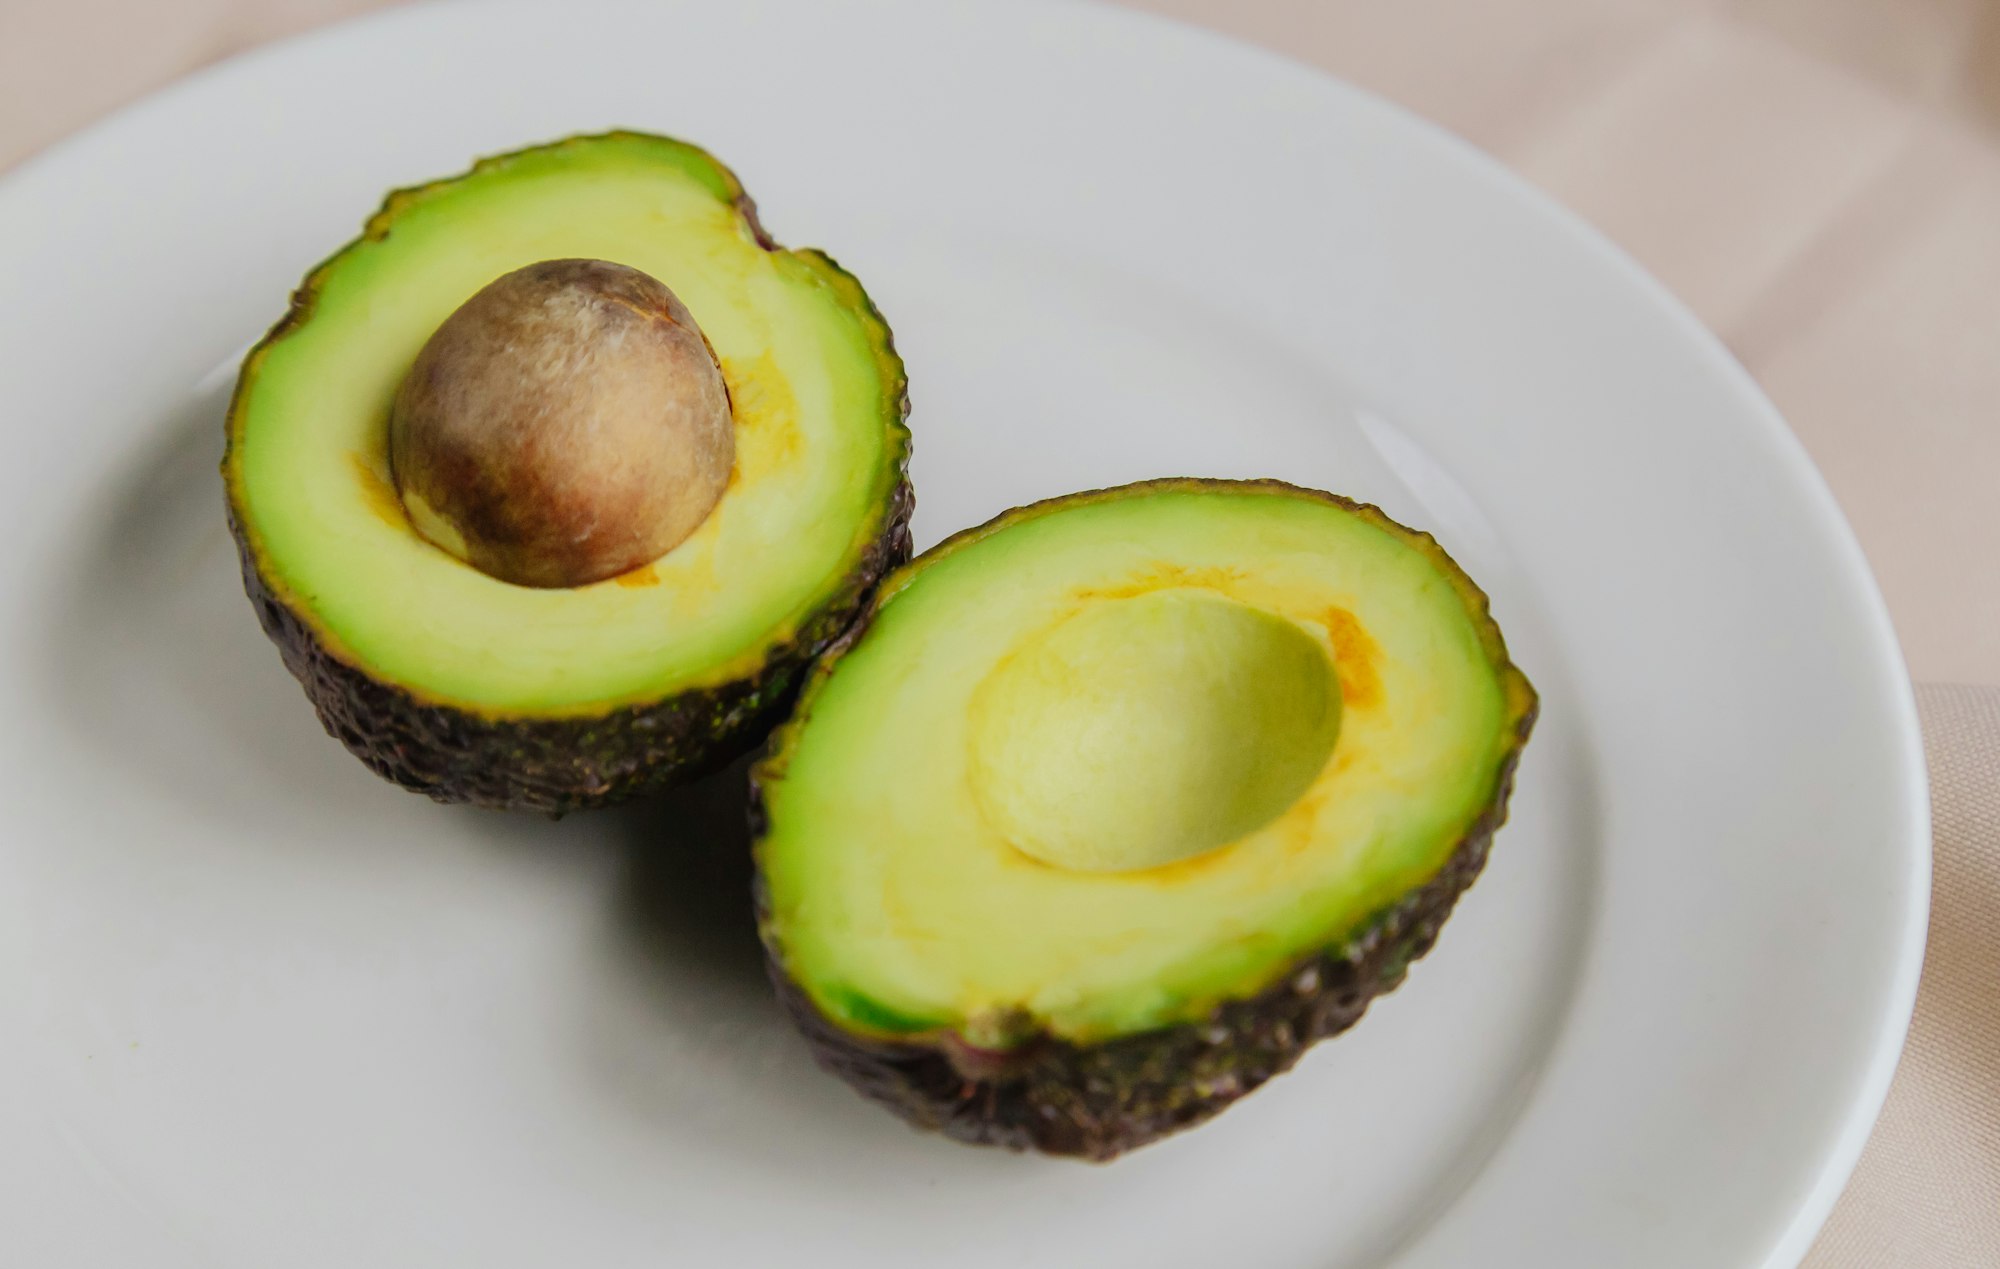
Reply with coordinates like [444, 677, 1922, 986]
[752, 479, 1535, 1159]
[233, 481, 911, 815]
[225, 133, 913, 813]
[758, 719, 1524, 1160]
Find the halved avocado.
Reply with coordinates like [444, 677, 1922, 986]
[753, 480, 1535, 1158]
[224, 133, 912, 812]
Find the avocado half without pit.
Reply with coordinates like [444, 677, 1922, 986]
[752, 480, 1537, 1159]
[223, 133, 912, 812]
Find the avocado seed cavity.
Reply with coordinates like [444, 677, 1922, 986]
[967, 590, 1344, 873]
[389, 258, 734, 589]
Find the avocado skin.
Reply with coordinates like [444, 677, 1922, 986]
[224, 133, 913, 813]
[234, 479, 910, 814]
[759, 720, 1524, 1160]
[751, 479, 1535, 1158]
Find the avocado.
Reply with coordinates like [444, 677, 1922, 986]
[224, 133, 912, 812]
[752, 480, 1535, 1158]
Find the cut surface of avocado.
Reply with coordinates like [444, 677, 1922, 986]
[968, 588, 1344, 874]
[756, 480, 1534, 1049]
[223, 132, 911, 811]
[228, 132, 907, 717]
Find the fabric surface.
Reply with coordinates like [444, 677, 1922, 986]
[1807, 683, 2000, 1267]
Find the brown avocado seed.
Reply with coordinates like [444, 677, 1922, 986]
[388, 258, 734, 589]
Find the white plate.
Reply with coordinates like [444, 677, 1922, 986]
[0, 1, 1928, 1265]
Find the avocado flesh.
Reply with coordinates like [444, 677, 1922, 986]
[224, 133, 911, 811]
[753, 480, 1534, 1155]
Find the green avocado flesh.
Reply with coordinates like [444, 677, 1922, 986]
[226, 132, 907, 718]
[758, 481, 1535, 1048]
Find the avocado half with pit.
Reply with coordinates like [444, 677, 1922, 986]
[224, 133, 912, 812]
[753, 480, 1535, 1158]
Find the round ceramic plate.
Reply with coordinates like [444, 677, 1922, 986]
[0, 1, 1927, 1265]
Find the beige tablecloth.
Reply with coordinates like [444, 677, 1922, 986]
[2, 0, 1995, 1261]
[1809, 684, 2000, 1268]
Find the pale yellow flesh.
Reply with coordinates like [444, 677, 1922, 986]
[759, 487, 1523, 1045]
[969, 589, 1344, 873]
[229, 137, 897, 714]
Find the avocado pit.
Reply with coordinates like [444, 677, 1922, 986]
[388, 257, 734, 589]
